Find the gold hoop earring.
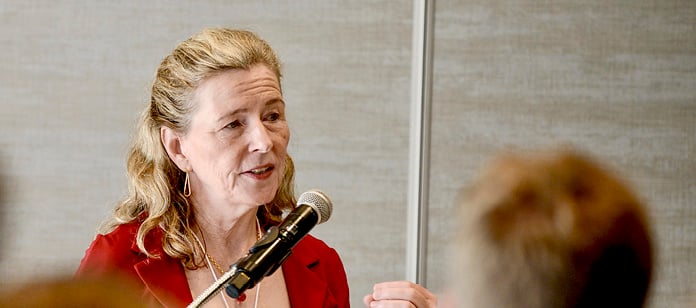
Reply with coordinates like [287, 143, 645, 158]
[183, 171, 191, 197]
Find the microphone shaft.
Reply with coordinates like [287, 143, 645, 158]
[226, 204, 319, 298]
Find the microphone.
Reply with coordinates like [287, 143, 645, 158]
[224, 189, 333, 299]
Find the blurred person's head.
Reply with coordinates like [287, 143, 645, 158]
[449, 146, 653, 308]
[0, 275, 147, 308]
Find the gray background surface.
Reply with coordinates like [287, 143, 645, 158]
[1, 1, 694, 307]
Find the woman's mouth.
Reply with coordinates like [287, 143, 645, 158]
[243, 165, 274, 180]
[250, 166, 272, 174]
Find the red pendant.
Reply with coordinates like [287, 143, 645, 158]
[236, 292, 247, 302]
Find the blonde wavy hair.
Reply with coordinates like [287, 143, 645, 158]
[100, 28, 296, 270]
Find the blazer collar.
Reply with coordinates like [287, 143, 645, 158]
[282, 238, 338, 308]
[131, 229, 192, 307]
[127, 230, 335, 307]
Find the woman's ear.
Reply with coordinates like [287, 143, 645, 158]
[161, 126, 190, 171]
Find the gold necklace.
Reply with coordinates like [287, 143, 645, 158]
[192, 218, 264, 307]
[203, 222, 263, 275]
[206, 252, 226, 275]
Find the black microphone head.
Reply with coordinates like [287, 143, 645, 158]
[297, 190, 332, 224]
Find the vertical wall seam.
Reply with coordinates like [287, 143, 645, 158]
[407, 0, 434, 285]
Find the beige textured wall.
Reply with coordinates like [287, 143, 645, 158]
[1, 1, 694, 308]
[427, 1, 696, 308]
[0, 1, 413, 306]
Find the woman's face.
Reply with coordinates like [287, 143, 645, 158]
[180, 64, 289, 208]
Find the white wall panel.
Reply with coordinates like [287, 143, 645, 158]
[0, 1, 413, 306]
[427, 1, 696, 307]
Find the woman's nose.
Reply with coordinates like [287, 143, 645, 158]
[248, 121, 272, 153]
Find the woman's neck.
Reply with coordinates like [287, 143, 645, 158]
[192, 206, 260, 265]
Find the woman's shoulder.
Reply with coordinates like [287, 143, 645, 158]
[95, 218, 165, 251]
[101, 220, 142, 240]
[91, 220, 147, 252]
[294, 234, 341, 260]
[75, 220, 147, 276]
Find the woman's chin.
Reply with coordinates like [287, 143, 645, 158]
[249, 191, 278, 206]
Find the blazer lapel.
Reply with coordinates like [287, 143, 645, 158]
[135, 257, 191, 307]
[126, 229, 339, 307]
[282, 241, 338, 308]
[131, 233, 192, 307]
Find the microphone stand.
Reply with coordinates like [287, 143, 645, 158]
[187, 265, 237, 308]
[187, 196, 326, 307]
[187, 226, 282, 308]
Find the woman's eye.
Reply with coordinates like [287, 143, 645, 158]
[264, 112, 281, 121]
[225, 120, 242, 129]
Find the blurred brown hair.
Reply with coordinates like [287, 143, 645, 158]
[450, 146, 653, 308]
[0, 275, 147, 308]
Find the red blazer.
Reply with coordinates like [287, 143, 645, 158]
[76, 221, 350, 307]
